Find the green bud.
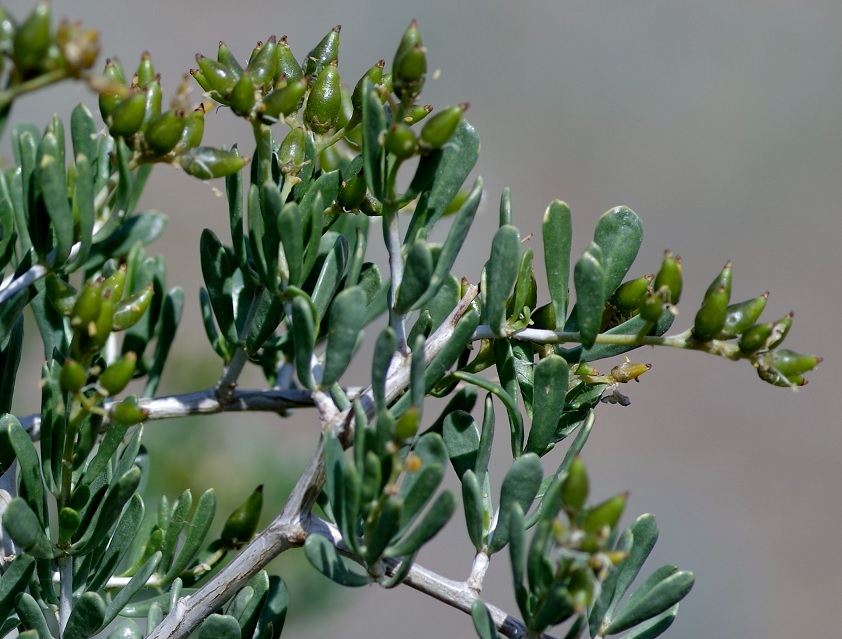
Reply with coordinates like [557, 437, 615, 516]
[304, 61, 341, 134]
[693, 284, 729, 341]
[638, 288, 664, 323]
[58, 507, 82, 546]
[190, 67, 212, 92]
[393, 43, 426, 102]
[303, 25, 340, 78]
[610, 359, 652, 383]
[46, 274, 79, 316]
[60, 358, 88, 393]
[581, 492, 627, 537]
[107, 90, 148, 139]
[420, 103, 468, 150]
[653, 250, 682, 304]
[89, 296, 114, 350]
[394, 406, 420, 440]
[99, 352, 138, 396]
[561, 456, 589, 514]
[216, 40, 243, 78]
[403, 104, 434, 125]
[610, 274, 654, 312]
[274, 36, 304, 85]
[195, 53, 238, 98]
[767, 349, 822, 378]
[141, 78, 163, 131]
[71, 279, 103, 329]
[101, 265, 127, 302]
[738, 322, 773, 354]
[318, 144, 341, 172]
[756, 366, 806, 388]
[111, 284, 154, 331]
[13, 1, 51, 74]
[230, 70, 256, 117]
[767, 312, 793, 349]
[705, 260, 732, 301]
[144, 109, 186, 156]
[338, 168, 367, 210]
[110, 396, 148, 426]
[98, 57, 128, 121]
[172, 104, 206, 153]
[384, 122, 417, 158]
[718, 292, 768, 339]
[259, 77, 307, 122]
[136, 51, 155, 87]
[530, 303, 556, 330]
[351, 59, 386, 119]
[278, 127, 306, 174]
[221, 485, 264, 548]
[177, 146, 251, 180]
[246, 35, 277, 90]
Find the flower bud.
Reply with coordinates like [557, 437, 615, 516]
[71, 279, 103, 329]
[718, 292, 768, 339]
[420, 103, 467, 150]
[304, 61, 341, 134]
[172, 104, 206, 154]
[144, 109, 186, 156]
[246, 35, 277, 90]
[46, 274, 79, 316]
[221, 485, 264, 548]
[653, 250, 682, 304]
[581, 492, 627, 537]
[351, 59, 386, 118]
[385, 122, 417, 158]
[303, 25, 340, 78]
[392, 20, 424, 101]
[111, 285, 154, 331]
[195, 53, 237, 98]
[274, 36, 303, 85]
[190, 67, 212, 92]
[177, 146, 251, 180]
[767, 349, 822, 378]
[89, 295, 114, 350]
[98, 58, 128, 121]
[107, 90, 148, 139]
[767, 312, 793, 349]
[110, 396, 148, 426]
[58, 507, 82, 546]
[98, 352, 137, 396]
[230, 70, 256, 117]
[278, 127, 306, 174]
[216, 40, 243, 78]
[136, 51, 156, 88]
[403, 104, 433, 125]
[705, 260, 732, 301]
[13, 1, 51, 74]
[610, 359, 651, 383]
[141, 77, 163, 131]
[338, 168, 367, 210]
[259, 77, 307, 122]
[738, 322, 773, 354]
[637, 288, 663, 323]
[561, 456, 589, 514]
[693, 284, 729, 342]
[60, 358, 88, 393]
[609, 274, 654, 313]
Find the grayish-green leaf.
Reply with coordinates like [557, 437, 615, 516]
[292, 295, 317, 390]
[525, 355, 569, 455]
[593, 206, 643, 297]
[16, 592, 55, 639]
[471, 599, 501, 639]
[164, 489, 216, 584]
[489, 454, 543, 554]
[484, 225, 521, 335]
[360, 79, 385, 201]
[321, 286, 367, 386]
[199, 614, 242, 639]
[64, 592, 106, 639]
[461, 470, 485, 550]
[395, 239, 433, 314]
[386, 490, 456, 558]
[443, 411, 479, 479]
[573, 248, 605, 349]
[543, 200, 573, 328]
[303, 534, 369, 587]
[604, 572, 693, 635]
[0, 554, 36, 623]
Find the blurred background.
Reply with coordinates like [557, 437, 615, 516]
[6, 0, 841, 637]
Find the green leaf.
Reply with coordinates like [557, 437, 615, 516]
[484, 225, 521, 335]
[461, 470, 485, 550]
[310, 233, 349, 322]
[610, 515, 660, 611]
[476, 394, 495, 484]
[471, 599, 501, 639]
[386, 490, 456, 558]
[163, 489, 216, 584]
[0, 289, 29, 347]
[144, 286, 184, 397]
[4, 502, 52, 561]
[15, 592, 55, 639]
[543, 200, 573, 328]
[577, 310, 674, 363]
[9, 418, 46, 526]
[372, 327, 396, 411]
[71, 104, 98, 166]
[399, 433, 448, 532]
[301, 193, 326, 286]
[0, 554, 36, 623]
[365, 496, 403, 564]
[573, 247, 605, 349]
[0, 415, 18, 475]
[159, 490, 192, 570]
[524, 355, 569, 455]
[88, 493, 144, 591]
[0, 319, 23, 415]
[360, 78, 385, 201]
[80, 211, 167, 272]
[593, 206, 643, 297]
[63, 592, 106, 639]
[71, 465, 142, 554]
[200, 229, 237, 345]
[232, 571, 270, 639]
[395, 239, 433, 314]
[508, 503, 529, 620]
[107, 620, 143, 639]
[451, 371, 522, 459]
[489, 454, 543, 554]
[278, 201, 303, 287]
[254, 576, 289, 639]
[614, 605, 678, 639]
[37, 133, 73, 267]
[259, 183, 282, 294]
[199, 614, 242, 639]
[603, 572, 693, 635]
[303, 534, 370, 587]
[442, 411, 479, 479]
[69, 150, 95, 270]
[292, 295, 317, 390]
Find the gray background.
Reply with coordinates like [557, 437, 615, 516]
[8, 1, 841, 637]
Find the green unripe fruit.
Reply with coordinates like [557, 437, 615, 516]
[718, 292, 768, 339]
[705, 260, 732, 301]
[46, 274, 79, 316]
[757, 366, 806, 388]
[60, 358, 88, 393]
[610, 274, 654, 312]
[318, 145, 341, 172]
[693, 284, 729, 341]
[385, 122, 417, 158]
[141, 78, 163, 131]
[90, 296, 114, 350]
[403, 104, 434, 125]
[278, 127, 306, 174]
[638, 288, 664, 323]
[420, 103, 467, 150]
[230, 71, 256, 117]
[393, 43, 426, 101]
[144, 109, 186, 156]
[259, 77, 307, 122]
[99, 352, 138, 396]
[195, 53, 237, 98]
[738, 322, 773, 354]
[304, 62, 341, 134]
[338, 169, 367, 210]
[221, 485, 264, 548]
[768, 349, 822, 378]
[99, 58, 128, 121]
[110, 396, 148, 426]
[561, 456, 589, 514]
[351, 59, 386, 118]
[107, 90, 148, 139]
[394, 406, 420, 440]
[216, 40, 243, 78]
[177, 146, 251, 180]
[172, 104, 206, 154]
[274, 36, 304, 85]
[654, 250, 682, 304]
[190, 67, 212, 92]
[303, 25, 340, 78]
[581, 492, 627, 537]
[111, 285, 154, 331]
[136, 51, 156, 87]
[71, 279, 103, 329]
[13, 1, 51, 74]
[767, 312, 793, 349]
[246, 35, 277, 90]
[58, 507, 82, 546]
[101, 265, 127, 302]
